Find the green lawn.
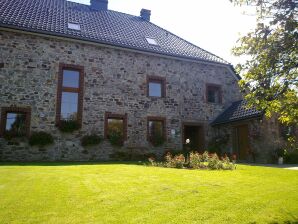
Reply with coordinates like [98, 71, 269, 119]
[0, 163, 297, 224]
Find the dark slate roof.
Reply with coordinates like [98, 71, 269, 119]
[211, 100, 263, 126]
[0, 0, 229, 65]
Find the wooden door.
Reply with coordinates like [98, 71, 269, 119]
[236, 125, 249, 160]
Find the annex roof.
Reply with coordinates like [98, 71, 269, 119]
[211, 100, 263, 126]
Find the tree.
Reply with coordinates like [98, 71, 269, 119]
[230, 0, 298, 125]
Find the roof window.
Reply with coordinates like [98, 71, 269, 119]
[68, 23, 81, 31]
[146, 37, 158, 46]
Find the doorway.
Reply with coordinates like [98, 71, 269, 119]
[233, 124, 249, 160]
[183, 124, 205, 151]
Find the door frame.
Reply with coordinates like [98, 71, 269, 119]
[233, 123, 250, 160]
[181, 122, 205, 150]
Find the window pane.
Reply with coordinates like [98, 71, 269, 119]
[149, 120, 163, 139]
[61, 92, 78, 120]
[208, 89, 216, 103]
[5, 113, 26, 137]
[149, 82, 162, 97]
[208, 87, 220, 103]
[107, 118, 124, 138]
[63, 70, 80, 88]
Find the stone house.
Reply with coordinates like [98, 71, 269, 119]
[0, 0, 290, 162]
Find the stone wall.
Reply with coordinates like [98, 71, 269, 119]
[211, 117, 289, 163]
[0, 30, 242, 161]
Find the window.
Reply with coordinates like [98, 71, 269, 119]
[0, 107, 31, 138]
[68, 23, 81, 31]
[206, 84, 222, 104]
[146, 37, 158, 46]
[56, 64, 84, 125]
[147, 117, 166, 146]
[104, 113, 127, 145]
[147, 76, 166, 98]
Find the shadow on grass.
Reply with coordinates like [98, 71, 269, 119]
[249, 220, 298, 224]
[0, 161, 147, 167]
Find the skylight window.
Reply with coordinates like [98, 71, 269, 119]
[68, 23, 81, 31]
[146, 37, 158, 46]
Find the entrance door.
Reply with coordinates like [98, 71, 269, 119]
[234, 125, 249, 160]
[183, 124, 204, 151]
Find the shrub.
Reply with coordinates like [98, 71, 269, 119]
[29, 131, 54, 146]
[58, 120, 80, 133]
[148, 151, 236, 170]
[81, 134, 101, 147]
[208, 135, 229, 155]
[165, 153, 185, 168]
[208, 153, 221, 170]
[189, 151, 203, 169]
[284, 150, 298, 164]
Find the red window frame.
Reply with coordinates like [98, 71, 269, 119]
[56, 63, 84, 126]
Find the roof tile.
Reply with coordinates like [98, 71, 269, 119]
[0, 0, 229, 64]
[211, 100, 263, 126]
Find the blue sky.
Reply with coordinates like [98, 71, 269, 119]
[70, 0, 256, 65]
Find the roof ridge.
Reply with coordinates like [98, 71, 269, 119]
[148, 23, 230, 65]
[0, 0, 231, 65]
[65, 0, 230, 65]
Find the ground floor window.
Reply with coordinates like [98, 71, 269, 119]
[105, 112, 127, 146]
[0, 107, 31, 138]
[147, 117, 166, 146]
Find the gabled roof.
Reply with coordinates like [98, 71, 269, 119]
[211, 100, 263, 126]
[0, 0, 230, 65]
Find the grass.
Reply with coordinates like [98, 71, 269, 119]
[0, 163, 297, 224]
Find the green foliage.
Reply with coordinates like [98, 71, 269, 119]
[58, 120, 80, 133]
[80, 134, 101, 147]
[284, 150, 298, 164]
[164, 153, 185, 168]
[208, 135, 229, 155]
[29, 131, 54, 147]
[231, 0, 298, 125]
[149, 151, 235, 170]
[188, 152, 203, 169]
[0, 164, 297, 223]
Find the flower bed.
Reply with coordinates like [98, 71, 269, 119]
[148, 151, 236, 170]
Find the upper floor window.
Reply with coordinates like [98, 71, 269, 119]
[0, 107, 31, 138]
[56, 64, 84, 125]
[206, 84, 222, 104]
[147, 76, 166, 98]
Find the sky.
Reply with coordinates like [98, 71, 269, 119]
[70, 0, 257, 65]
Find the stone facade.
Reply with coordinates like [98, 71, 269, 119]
[211, 117, 293, 163]
[0, 29, 243, 161]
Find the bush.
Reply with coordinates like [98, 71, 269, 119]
[29, 131, 54, 146]
[165, 153, 185, 168]
[81, 134, 101, 147]
[58, 120, 80, 133]
[189, 152, 204, 169]
[284, 150, 298, 164]
[148, 151, 236, 170]
[208, 153, 221, 170]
